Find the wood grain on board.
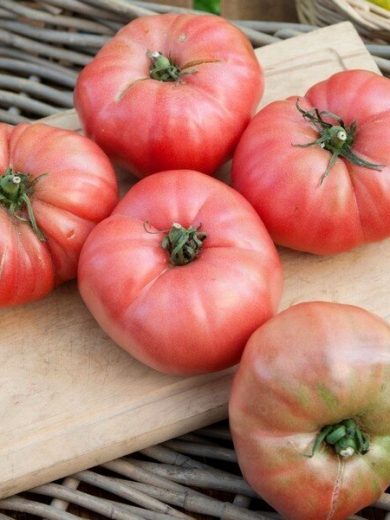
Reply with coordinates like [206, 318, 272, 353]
[1, 22, 386, 499]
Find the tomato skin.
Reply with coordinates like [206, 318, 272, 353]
[0, 123, 118, 306]
[231, 70, 390, 254]
[74, 14, 263, 178]
[229, 302, 390, 520]
[78, 170, 282, 375]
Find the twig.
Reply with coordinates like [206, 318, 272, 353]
[0, 107, 29, 124]
[0, 8, 15, 19]
[118, 480, 267, 520]
[48, 477, 80, 513]
[0, 497, 79, 520]
[31, 482, 174, 520]
[0, 58, 76, 88]
[375, 493, 390, 510]
[140, 445, 211, 470]
[0, 28, 92, 65]
[163, 440, 237, 463]
[0, 47, 80, 77]
[103, 460, 266, 520]
[0, 90, 58, 116]
[127, 459, 256, 497]
[73, 470, 191, 520]
[233, 24, 279, 46]
[0, 74, 73, 107]
[233, 495, 252, 509]
[40, 0, 126, 21]
[132, 1, 196, 14]
[0, 0, 114, 34]
[195, 424, 232, 442]
[0, 20, 110, 47]
[82, 0, 156, 17]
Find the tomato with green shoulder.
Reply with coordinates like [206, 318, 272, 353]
[230, 301, 390, 520]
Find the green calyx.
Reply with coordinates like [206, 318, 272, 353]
[310, 419, 369, 458]
[0, 167, 45, 241]
[294, 100, 383, 184]
[162, 223, 207, 266]
[147, 51, 182, 82]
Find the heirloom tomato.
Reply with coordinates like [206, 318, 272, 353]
[78, 170, 282, 375]
[74, 14, 263, 178]
[230, 302, 390, 520]
[232, 70, 390, 254]
[0, 123, 118, 306]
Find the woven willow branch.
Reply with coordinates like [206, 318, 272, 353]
[0, 90, 58, 116]
[0, 0, 115, 34]
[296, 0, 390, 42]
[1, 0, 390, 124]
[0, 58, 76, 87]
[163, 440, 237, 463]
[0, 423, 387, 519]
[39, 0, 125, 21]
[0, 108, 28, 124]
[0, 46, 79, 77]
[0, 28, 92, 65]
[103, 460, 268, 520]
[0, 497, 80, 520]
[83, 0, 156, 17]
[33, 484, 159, 520]
[127, 459, 256, 496]
[0, 20, 110, 46]
[0, 74, 73, 106]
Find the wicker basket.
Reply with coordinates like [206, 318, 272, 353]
[296, 0, 390, 42]
[1, 0, 390, 124]
[1, 421, 390, 520]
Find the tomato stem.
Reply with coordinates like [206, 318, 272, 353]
[309, 418, 369, 458]
[0, 167, 46, 241]
[294, 100, 383, 184]
[147, 51, 182, 82]
[162, 222, 207, 266]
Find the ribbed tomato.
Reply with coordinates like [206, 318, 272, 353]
[232, 70, 390, 254]
[74, 13, 263, 178]
[78, 170, 282, 375]
[230, 302, 390, 520]
[0, 123, 118, 306]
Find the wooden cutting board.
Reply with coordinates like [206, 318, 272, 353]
[1, 22, 387, 499]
